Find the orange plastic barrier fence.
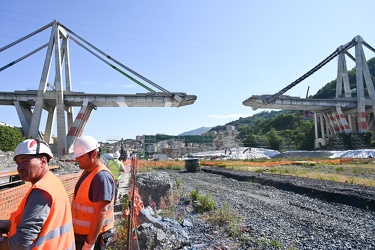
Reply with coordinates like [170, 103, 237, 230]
[0, 172, 81, 220]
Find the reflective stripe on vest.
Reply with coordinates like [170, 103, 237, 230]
[107, 159, 122, 180]
[32, 221, 73, 248]
[72, 164, 115, 235]
[71, 202, 95, 213]
[9, 171, 75, 249]
[72, 202, 115, 228]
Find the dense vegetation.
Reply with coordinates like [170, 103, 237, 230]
[211, 110, 315, 151]
[0, 126, 25, 151]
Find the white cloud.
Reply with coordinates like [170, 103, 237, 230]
[209, 114, 253, 119]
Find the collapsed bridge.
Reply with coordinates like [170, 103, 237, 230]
[243, 35, 375, 149]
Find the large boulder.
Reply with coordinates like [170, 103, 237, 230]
[135, 171, 172, 208]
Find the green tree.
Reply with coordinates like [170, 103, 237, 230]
[0, 126, 25, 151]
[268, 112, 299, 131]
[295, 123, 315, 150]
[242, 133, 258, 148]
[266, 128, 282, 150]
[235, 111, 315, 150]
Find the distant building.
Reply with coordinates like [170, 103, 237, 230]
[135, 126, 242, 158]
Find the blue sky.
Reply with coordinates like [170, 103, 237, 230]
[1, 0, 375, 143]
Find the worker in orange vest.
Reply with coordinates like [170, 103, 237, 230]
[72, 136, 115, 250]
[0, 139, 75, 249]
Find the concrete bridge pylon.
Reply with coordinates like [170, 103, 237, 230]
[34, 22, 68, 154]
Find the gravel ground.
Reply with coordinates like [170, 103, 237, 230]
[163, 167, 375, 250]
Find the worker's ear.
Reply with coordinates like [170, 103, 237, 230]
[40, 155, 48, 165]
[93, 149, 101, 159]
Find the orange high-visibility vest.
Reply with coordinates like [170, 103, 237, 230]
[71, 164, 115, 235]
[9, 171, 75, 250]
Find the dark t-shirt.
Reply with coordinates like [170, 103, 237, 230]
[74, 169, 114, 202]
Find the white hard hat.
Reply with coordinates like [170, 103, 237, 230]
[14, 139, 53, 161]
[73, 136, 100, 158]
[113, 151, 120, 158]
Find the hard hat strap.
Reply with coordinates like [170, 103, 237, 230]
[36, 140, 41, 154]
[35, 139, 50, 155]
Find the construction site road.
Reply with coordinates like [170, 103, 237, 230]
[163, 167, 375, 250]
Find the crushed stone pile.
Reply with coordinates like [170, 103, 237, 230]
[0, 150, 79, 174]
[164, 169, 375, 249]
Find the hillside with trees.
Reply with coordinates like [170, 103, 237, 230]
[210, 110, 315, 151]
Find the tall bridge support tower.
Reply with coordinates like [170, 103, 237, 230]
[28, 21, 72, 155]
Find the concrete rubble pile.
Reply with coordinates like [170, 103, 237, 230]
[134, 208, 190, 250]
[132, 171, 190, 249]
[136, 171, 173, 208]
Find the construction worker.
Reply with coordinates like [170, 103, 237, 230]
[72, 136, 115, 250]
[106, 151, 125, 203]
[0, 139, 75, 250]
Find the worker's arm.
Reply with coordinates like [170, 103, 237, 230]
[0, 220, 10, 235]
[85, 200, 110, 246]
[1, 189, 51, 250]
[0, 236, 9, 250]
[0, 220, 11, 250]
